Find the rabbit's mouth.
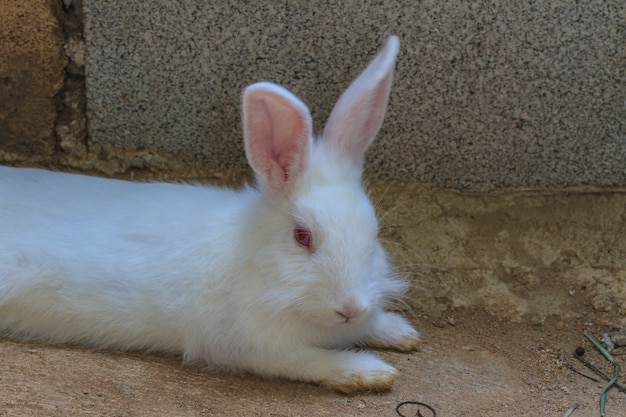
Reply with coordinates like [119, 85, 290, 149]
[328, 309, 370, 328]
[334, 311, 358, 324]
[333, 305, 368, 324]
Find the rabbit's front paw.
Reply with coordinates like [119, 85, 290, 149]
[362, 311, 421, 352]
[321, 352, 397, 394]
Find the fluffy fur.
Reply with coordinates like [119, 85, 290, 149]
[0, 35, 419, 393]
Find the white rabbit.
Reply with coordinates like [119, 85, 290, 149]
[0, 35, 419, 393]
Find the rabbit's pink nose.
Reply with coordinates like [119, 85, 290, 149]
[335, 300, 367, 322]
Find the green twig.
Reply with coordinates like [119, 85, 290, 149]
[566, 363, 601, 383]
[563, 403, 578, 417]
[600, 364, 620, 417]
[584, 331, 617, 365]
[583, 331, 623, 417]
[574, 354, 626, 393]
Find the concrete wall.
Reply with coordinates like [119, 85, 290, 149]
[1, 0, 625, 190]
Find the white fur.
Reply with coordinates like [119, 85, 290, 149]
[0, 36, 418, 392]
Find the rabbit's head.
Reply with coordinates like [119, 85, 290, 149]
[242, 36, 405, 331]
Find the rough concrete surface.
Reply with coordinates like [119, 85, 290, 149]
[83, 0, 626, 190]
[1, 179, 626, 416]
[375, 182, 626, 321]
[4, 312, 626, 417]
[0, 0, 66, 162]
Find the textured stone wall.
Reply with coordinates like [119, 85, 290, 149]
[82, 0, 626, 189]
[1, 1, 625, 190]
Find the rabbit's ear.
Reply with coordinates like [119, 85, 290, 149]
[243, 82, 312, 196]
[321, 36, 400, 168]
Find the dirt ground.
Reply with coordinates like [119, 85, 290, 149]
[1, 181, 626, 416]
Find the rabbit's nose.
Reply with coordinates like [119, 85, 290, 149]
[335, 299, 367, 322]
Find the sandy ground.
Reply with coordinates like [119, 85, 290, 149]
[2, 310, 625, 416]
[1, 180, 625, 416]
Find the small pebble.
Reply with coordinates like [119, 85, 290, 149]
[612, 329, 626, 347]
[575, 347, 585, 356]
[601, 333, 615, 351]
[591, 294, 612, 312]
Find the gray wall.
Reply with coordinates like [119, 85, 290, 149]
[84, 0, 625, 190]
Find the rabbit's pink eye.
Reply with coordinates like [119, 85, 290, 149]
[293, 226, 312, 250]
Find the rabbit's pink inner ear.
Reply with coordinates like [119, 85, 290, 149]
[321, 35, 399, 167]
[243, 84, 312, 196]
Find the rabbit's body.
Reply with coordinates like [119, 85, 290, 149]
[0, 36, 419, 393]
[0, 165, 248, 354]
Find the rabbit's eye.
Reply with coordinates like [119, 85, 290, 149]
[293, 225, 312, 250]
